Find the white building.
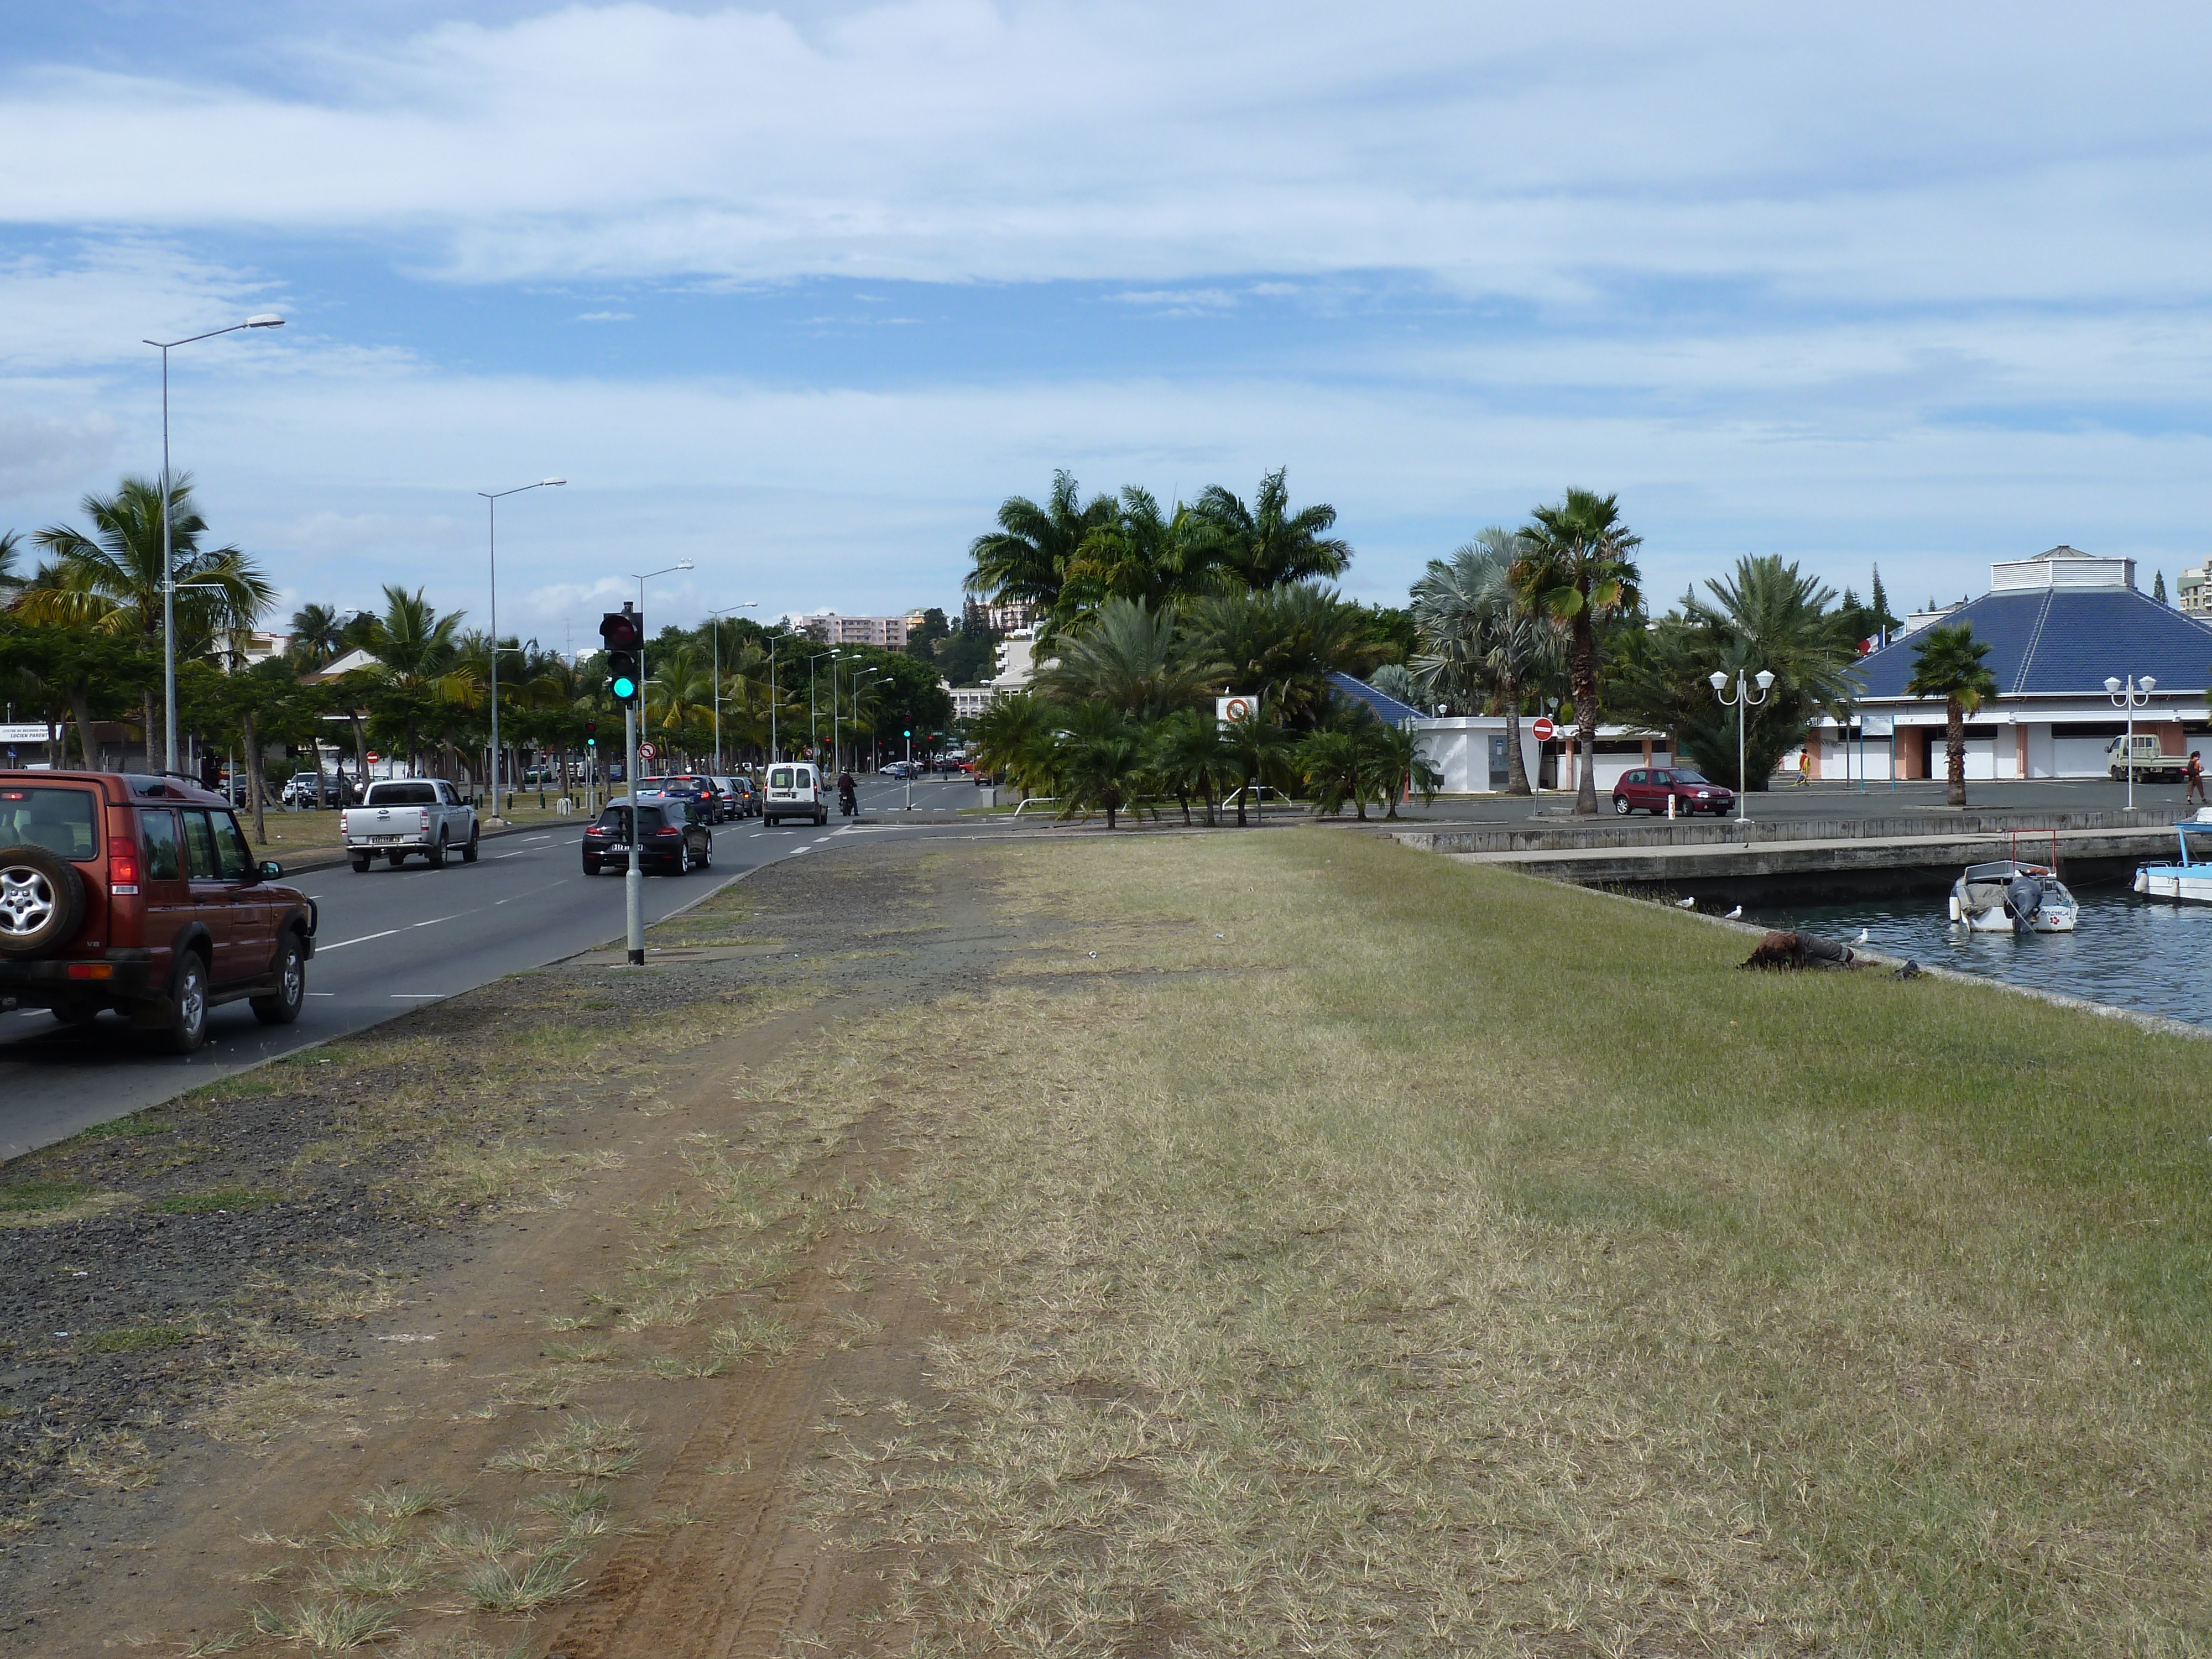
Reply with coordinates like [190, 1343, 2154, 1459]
[2179, 564, 2209, 619]
[947, 683, 998, 721]
[792, 611, 911, 648]
[991, 629, 1039, 692]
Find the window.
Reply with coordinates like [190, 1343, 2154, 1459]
[637, 806, 666, 833]
[181, 810, 221, 879]
[1625, 770, 1647, 786]
[769, 766, 794, 789]
[0, 786, 100, 861]
[211, 813, 255, 880]
[795, 766, 815, 787]
[367, 782, 439, 806]
[140, 810, 182, 881]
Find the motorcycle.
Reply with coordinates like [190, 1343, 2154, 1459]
[837, 783, 858, 817]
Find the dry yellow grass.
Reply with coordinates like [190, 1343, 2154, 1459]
[796, 831, 2212, 1657]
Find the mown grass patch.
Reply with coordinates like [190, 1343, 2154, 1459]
[81, 1326, 194, 1354]
[0, 1177, 92, 1212]
[802, 831, 2212, 1658]
[149, 1187, 281, 1214]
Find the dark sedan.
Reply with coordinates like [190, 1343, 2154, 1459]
[582, 795, 713, 876]
[1611, 766, 1736, 816]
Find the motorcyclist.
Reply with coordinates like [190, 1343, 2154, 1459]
[837, 769, 858, 816]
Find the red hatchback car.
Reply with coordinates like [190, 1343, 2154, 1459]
[1611, 766, 1736, 817]
[0, 771, 318, 1053]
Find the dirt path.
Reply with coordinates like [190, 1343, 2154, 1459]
[0, 833, 1041, 1658]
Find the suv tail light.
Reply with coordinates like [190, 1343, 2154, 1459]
[655, 826, 679, 838]
[108, 830, 140, 895]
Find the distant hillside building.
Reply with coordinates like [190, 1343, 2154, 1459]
[991, 629, 1039, 692]
[793, 612, 910, 649]
[964, 599, 1035, 633]
[1824, 546, 2212, 780]
[2179, 564, 2210, 619]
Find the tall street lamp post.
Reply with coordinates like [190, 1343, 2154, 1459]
[707, 603, 759, 774]
[1709, 667, 1775, 824]
[145, 313, 284, 773]
[851, 670, 883, 773]
[805, 649, 837, 761]
[2105, 674, 2158, 811]
[477, 479, 564, 821]
[623, 561, 693, 965]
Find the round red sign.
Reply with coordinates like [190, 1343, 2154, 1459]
[1532, 717, 1556, 742]
[638, 742, 658, 761]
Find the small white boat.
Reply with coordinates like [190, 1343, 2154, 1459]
[2132, 811, 2212, 903]
[1949, 860, 2079, 933]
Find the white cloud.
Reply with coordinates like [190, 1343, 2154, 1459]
[574, 310, 634, 322]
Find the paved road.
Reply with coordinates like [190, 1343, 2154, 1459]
[0, 812, 962, 1160]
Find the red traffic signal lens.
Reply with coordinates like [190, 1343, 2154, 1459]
[599, 611, 642, 651]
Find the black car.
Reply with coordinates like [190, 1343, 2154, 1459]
[582, 795, 713, 876]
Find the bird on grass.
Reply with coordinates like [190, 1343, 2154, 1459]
[1674, 896, 1697, 909]
[1724, 905, 1744, 920]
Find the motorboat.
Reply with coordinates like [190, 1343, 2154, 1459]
[1949, 860, 2079, 933]
[2132, 811, 2212, 903]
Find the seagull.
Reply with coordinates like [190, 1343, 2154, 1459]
[1088, 951, 1098, 959]
[1724, 905, 1744, 920]
[1854, 927, 1870, 945]
[1674, 896, 1697, 909]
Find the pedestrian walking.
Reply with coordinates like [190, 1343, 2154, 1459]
[2187, 749, 2208, 807]
[1795, 749, 1811, 788]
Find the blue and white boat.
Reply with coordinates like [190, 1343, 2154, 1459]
[2132, 811, 2212, 904]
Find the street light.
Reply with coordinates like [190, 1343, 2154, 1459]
[2105, 674, 2158, 810]
[707, 603, 759, 773]
[805, 649, 838, 761]
[848, 668, 884, 778]
[1709, 667, 1775, 823]
[145, 312, 285, 773]
[618, 561, 693, 966]
[477, 478, 564, 820]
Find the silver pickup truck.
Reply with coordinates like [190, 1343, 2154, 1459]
[341, 779, 480, 871]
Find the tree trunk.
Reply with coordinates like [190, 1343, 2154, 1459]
[1501, 672, 1531, 795]
[1235, 768, 1250, 828]
[142, 689, 158, 773]
[1572, 616, 1600, 815]
[244, 709, 267, 844]
[1946, 697, 1968, 807]
[69, 690, 97, 768]
[1177, 790, 1191, 826]
[1202, 779, 1215, 827]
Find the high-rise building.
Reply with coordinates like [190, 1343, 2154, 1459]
[791, 612, 911, 648]
[963, 599, 1035, 633]
[2179, 565, 2210, 618]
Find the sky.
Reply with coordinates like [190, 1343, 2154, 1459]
[5, 0, 2212, 643]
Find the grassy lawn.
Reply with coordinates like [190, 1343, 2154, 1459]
[803, 830, 2212, 1655]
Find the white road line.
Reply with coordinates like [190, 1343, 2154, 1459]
[306, 992, 336, 997]
[389, 993, 444, 1000]
[319, 927, 404, 952]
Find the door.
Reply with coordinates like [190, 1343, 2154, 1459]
[137, 809, 190, 976]
[178, 808, 242, 982]
[1486, 735, 1510, 792]
[1620, 769, 1647, 807]
[210, 811, 275, 982]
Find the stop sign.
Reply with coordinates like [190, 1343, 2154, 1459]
[1532, 717, 1556, 742]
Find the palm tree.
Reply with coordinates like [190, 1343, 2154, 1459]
[1055, 702, 1146, 830]
[22, 475, 272, 762]
[288, 602, 350, 670]
[364, 585, 474, 775]
[0, 529, 23, 598]
[1031, 598, 1222, 723]
[1148, 707, 1237, 825]
[1219, 709, 1297, 827]
[1410, 529, 1554, 795]
[1183, 585, 1389, 729]
[1296, 727, 1366, 818]
[1186, 469, 1352, 589]
[965, 471, 1118, 640]
[1365, 721, 1441, 820]
[970, 693, 1058, 799]
[647, 646, 716, 764]
[1512, 490, 1643, 814]
[1060, 487, 1218, 620]
[1905, 624, 1998, 807]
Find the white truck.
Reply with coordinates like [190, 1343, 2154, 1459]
[2108, 735, 2188, 783]
[341, 779, 481, 871]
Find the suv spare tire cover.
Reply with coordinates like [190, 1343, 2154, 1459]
[0, 843, 87, 959]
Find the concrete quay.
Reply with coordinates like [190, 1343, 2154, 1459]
[1392, 807, 2182, 902]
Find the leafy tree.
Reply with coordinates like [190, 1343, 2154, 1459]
[936, 622, 999, 685]
[0, 618, 155, 767]
[1905, 624, 1998, 808]
[1409, 529, 1556, 795]
[1186, 468, 1352, 588]
[904, 607, 953, 665]
[1032, 598, 1220, 722]
[1362, 603, 1418, 666]
[1608, 555, 1863, 792]
[2154, 570, 2170, 606]
[1512, 489, 1644, 814]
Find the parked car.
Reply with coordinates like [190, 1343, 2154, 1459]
[582, 795, 712, 876]
[0, 770, 317, 1053]
[1611, 766, 1736, 816]
[639, 774, 727, 823]
[2108, 734, 2187, 782]
[282, 771, 345, 808]
[341, 778, 481, 870]
[762, 762, 827, 826]
[712, 775, 758, 818]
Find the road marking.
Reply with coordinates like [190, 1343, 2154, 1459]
[306, 992, 336, 997]
[319, 927, 404, 952]
[390, 993, 444, 1000]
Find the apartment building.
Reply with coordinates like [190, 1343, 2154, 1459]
[792, 611, 910, 648]
[2180, 564, 2210, 618]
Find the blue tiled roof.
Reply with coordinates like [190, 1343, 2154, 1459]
[1327, 671, 1425, 723]
[1856, 587, 2212, 699]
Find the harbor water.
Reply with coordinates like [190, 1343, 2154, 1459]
[1744, 885, 2212, 1030]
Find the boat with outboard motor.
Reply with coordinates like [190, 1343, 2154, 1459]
[1949, 859, 2080, 933]
[2131, 810, 2212, 903]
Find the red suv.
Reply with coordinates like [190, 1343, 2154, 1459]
[0, 771, 318, 1053]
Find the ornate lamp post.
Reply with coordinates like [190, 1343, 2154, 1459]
[2105, 674, 2158, 811]
[1709, 667, 1775, 823]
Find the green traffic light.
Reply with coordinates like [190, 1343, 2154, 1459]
[611, 675, 638, 700]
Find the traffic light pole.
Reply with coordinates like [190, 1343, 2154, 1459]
[624, 697, 644, 966]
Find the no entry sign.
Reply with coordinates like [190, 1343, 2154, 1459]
[1532, 717, 1557, 742]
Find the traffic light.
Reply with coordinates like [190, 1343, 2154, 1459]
[585, 719, 598, 749]
[599, 607, 642, 702]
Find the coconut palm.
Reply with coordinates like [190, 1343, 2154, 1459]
[1905, 624, 1998, 808]
[965, 471, 1118, 639]
[1183, 585, 1389, 729]
[646, 646, 716, 762]
[0, 529, 23, 597]
[288, 602, 351, 670]
[1185, 468, 1352, 589]
[21, 475, 273, 761]
[1410, 529, 1555, 795]
[362, 585, 474, 775]
[1060, 487, 1217, 619]
[1032, 598, 1222, 723]
[1148, 707, 1238, 825]
[1219, 709, 1297, 828]
[1512, 490, 1643, 814]
[1055, 702, 1146, 830]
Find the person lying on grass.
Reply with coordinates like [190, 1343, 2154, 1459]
[1741, 931, 1858, 970]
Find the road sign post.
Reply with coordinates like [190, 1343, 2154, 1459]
[904, 730, 912, 812]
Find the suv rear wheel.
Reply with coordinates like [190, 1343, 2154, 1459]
[460, 825, 481, 864]
[252, 932, 307, 1025]
[427, 832, 448, 869]
[0, 844, 85, 960]
[159, 952, 210, 1056]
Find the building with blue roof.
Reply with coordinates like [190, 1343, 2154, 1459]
[1813, 547, 2212, 781]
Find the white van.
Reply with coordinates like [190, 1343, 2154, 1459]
[763, 762, 827, 826]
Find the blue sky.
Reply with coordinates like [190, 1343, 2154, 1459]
[6, 1, 2212, 641]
